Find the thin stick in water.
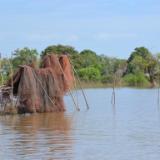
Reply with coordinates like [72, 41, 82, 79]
[57, 60, 80, 111]
[111, 74, 116, 105]
[69, 57, 90, 110]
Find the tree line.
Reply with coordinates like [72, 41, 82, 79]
[1, 45, 160, 87]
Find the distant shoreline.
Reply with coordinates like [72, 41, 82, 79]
[75, 81, 158, 89]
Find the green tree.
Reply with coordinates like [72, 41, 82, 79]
[0, 58, 11, 84]
[41, 44, 78, 57]
[123, 72, 149, 87]
[128, 47, 152, 63]
[12, 47, 38, 71]
[128, 55, 147, 73]
[153, 53, 160, 83]
[127, 47, 152, 73]
[126, 47, 156, 84]
[79, 49, 99, 67]
[99, 56, 127, 84]
[41, 44, 79, 70]
[78, 66, 101, 81]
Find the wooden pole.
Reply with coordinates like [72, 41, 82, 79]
[0, 53, 2, 109]
[57, 60, 80, 111]
[68, 58, 90, 110]
[69, 59, 79, 106]
[7, 54, 14, 107]
[158, 59, 160, 105]
[111, 74, 116, 105]
[32, 68, 56, 106]
[73, 75, 79, 107]
[0, 53, 3, 86]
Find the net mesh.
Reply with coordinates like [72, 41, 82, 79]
[6, 54, 74, 114]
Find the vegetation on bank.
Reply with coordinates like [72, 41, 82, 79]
[0, 45, 160, 87]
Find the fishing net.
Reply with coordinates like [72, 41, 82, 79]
[5, 54, 74, 114]
[59, 55, 74, 91]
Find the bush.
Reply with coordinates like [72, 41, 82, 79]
[78, 67, 101, 81]
[101, 75, 114, 83]
[123, 72, 149, 87]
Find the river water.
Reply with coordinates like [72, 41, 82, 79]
[0, 88, 160, 160]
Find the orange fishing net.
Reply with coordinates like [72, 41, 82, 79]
[6, 54, 74, 113]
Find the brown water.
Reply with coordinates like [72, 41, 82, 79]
[1, 88, 160, 160]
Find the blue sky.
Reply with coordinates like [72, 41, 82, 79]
[0, 0, 160, 58]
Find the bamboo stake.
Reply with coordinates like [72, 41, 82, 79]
[68, 57, 90, 110]
[0, 53, 3, 86]
[57, 60, 80, 111]
[70, 61, 79, 106]
[73, 75, 79, 107]
[0, 53, 2, 109]
[8, 55, 14, 106]
[111, 74, 116, 105]
[32, 68, 56, 106]
[158, 59, 160, 105]
[158, 87, 160, 105]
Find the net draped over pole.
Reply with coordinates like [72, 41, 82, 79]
[6, 54, 74, 114]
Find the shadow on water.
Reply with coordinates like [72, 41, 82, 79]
[0, 113, 73, 160]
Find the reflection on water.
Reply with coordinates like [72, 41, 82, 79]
[0, 113, 73, 160]
[1, 88, 160, 160]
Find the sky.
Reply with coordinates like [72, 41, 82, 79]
[0, 0, 160, 58]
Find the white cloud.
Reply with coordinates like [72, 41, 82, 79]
[66, 35, 79, 41]
[26, 33, 79, 42]
[95, 32, 138, 40]
[28, 33, 56, 41]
